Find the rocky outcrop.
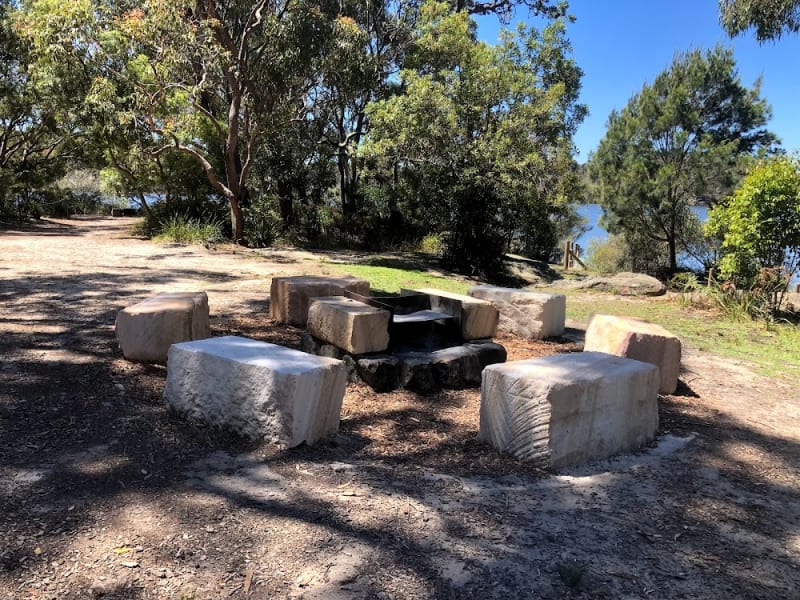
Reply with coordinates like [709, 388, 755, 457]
[570, 272, 666, 296]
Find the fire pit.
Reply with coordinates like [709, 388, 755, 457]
[301, 288, 505, 393]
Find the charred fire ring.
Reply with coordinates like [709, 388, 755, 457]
[301, 289, 506, 394]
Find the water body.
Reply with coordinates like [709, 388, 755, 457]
[574, 203, 799, 285]
[574, 203, 708, 251]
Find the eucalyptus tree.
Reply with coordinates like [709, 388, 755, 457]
[589, 47, 775, 274]
[22, 0, 340, 242]
[719, 0, 800, 40]
[0, 0, 79, 218]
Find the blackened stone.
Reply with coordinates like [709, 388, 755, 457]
[399, 355, 439, 395]
[356, 356, 401, 392]
[301, 332, 345, 359]
[430, 346, 483, 388]
[467, 341, 507, 368]
[342, 355, 360, 384]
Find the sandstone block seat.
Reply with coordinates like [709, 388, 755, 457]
[480, 352, 659, 468]
[468, 285, 566, 339]
[407, 288, 498, 340]
[583, 314, 682, 394]
[307, 296, 391, 354]
[165, 336, 346, 447]
[115, 291, 210, 363]
[270, 275, 370, 326]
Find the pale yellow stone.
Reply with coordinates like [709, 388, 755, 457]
[270, 275, 370, 326]
[410, 288, 498, 340]
[480, 352, 659, 468]
[307, 297, 390, 354]
[115, 292, 210, 363]
[583, 314, 682, 395]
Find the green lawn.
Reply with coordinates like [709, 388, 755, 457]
[328, 262, 471, 296]
[554, 289, 800, 380]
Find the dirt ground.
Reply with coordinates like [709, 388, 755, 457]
[1, 217, 799, 599]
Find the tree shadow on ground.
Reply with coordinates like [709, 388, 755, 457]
[2, 242, 799, 597]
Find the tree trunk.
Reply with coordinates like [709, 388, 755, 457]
[339, 148, 355, 218]
[230, 195, 244, 244]
[277, 180, 294, 229]
[668, 234, 677, 273]
[136, 192, 152, 217]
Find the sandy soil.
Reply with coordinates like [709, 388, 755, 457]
[1, 217, 799, 599]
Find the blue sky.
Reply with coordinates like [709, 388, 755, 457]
[478, 0, 800, 162]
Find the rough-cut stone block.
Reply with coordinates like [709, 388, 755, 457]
[466, 342, 508, 368]
[270, 275, 370, 326]
[583, 314, 682, 395]
[410, 288, 498, 340]
[307, 296, 390, 354]
[429, 346, 483, 388]
[399, 355, 438, 395]
[165, 336, 346, 447]
[480, 352, 659, 468]
[357, 356, 402, 392]
[115, 292, 209, 363]
[468, 285, 566, 339]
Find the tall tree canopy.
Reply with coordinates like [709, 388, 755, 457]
[6, 0, 584, 268]
[719, 0, 800, 40]
[589, 47, 775, 274]
[362, 1, 585, 273]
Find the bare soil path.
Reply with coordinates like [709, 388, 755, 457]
[1, 217, 799, 599]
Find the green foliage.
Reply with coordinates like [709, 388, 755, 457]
[586, 235, 631, 273]
[243, 199, 282, 248]
[417, 234, 443, 255]
[363, 1, 585, 275]
[153, 214, 223, 246]
[707, 156, 800, 282]
[669, 272, 702, 292]
[719, 0, 800, 40]
[589, 46, 775, 274]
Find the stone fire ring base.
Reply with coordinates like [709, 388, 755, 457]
[301, 332, 506, 394]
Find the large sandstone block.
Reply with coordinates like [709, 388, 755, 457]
[115, 292, 210, 363]
[480, 352, 659, 468]
[270, 275, 370, 326]
[307, 296, 390, 354]
[583, 314, 682, 394]
[410, 288, 498, 340]
[165, 336, 347, 447]
[468, 285, 566, 339]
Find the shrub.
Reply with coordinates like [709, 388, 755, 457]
[586, 235, 629, 273]
[417, 234, 443, 256]
[244, 200, 281, 248]
[154, 214, 223, 245]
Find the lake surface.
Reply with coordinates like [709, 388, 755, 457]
[574, 203, 799, 285]
[574, 203, 708, 250]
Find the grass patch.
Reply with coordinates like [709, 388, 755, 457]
[327, 262, 471, 296]
[153, 215, 223, 245]
[559, 290, 800, 380]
